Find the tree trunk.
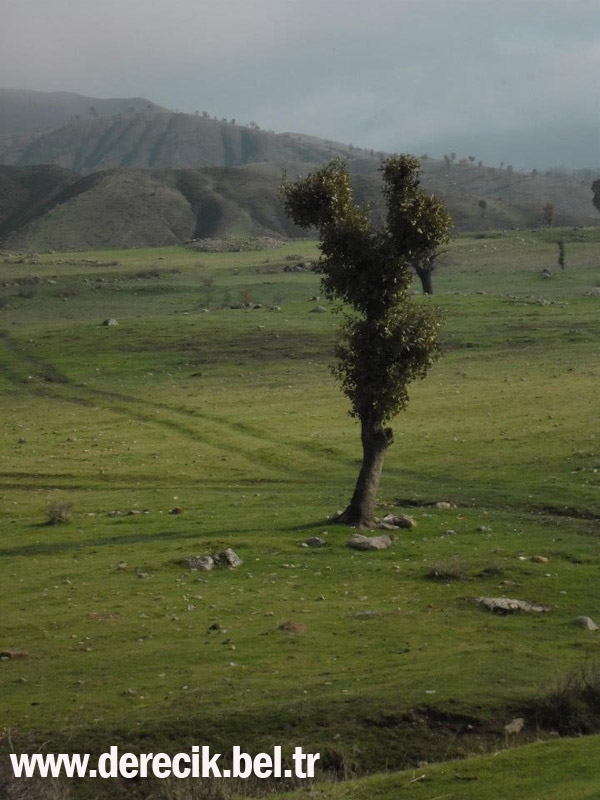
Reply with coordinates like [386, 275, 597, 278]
[338, 422, 394, 528]
[415, 266, 434, 295]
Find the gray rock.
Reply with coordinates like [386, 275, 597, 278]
[183, 556, 214, 571]
[303, 536, 326, 547]
[475, 596, 551, 614]
[102, 318, 119, 326]
[572, 615, 599, 631]
[382, 513, 417, 529]
[347, 533, 392, 551]
[214, 548, 243, 568]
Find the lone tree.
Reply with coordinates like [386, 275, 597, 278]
[411, 248, 450, 295]
[281, 156, 452, 527]
[542, 202, 555, 227]
[557, 238, 566, 271]
[592, 179, 600, 213]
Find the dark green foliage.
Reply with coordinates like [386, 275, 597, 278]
[332, 306, 440, 425]
[282, 155, 450, 427]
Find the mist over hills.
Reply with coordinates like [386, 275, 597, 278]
[0, 89, 598, 251]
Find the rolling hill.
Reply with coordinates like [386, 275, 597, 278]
[0, 88, 166, 137]
[0, 91, 598, 250]
[0, 105, 362, 174]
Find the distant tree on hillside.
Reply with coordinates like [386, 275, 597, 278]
[592, 179, 600, 212]
[281, 155, 451, 527]
[557, 239, 566, 270]
[478, 199, 487, 218]
[542, 202, 555, 227]
[411, 248, 450, 295]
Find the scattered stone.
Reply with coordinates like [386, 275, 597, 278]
[183, 556, 215, 571]
[170, 506, 184, 515]
[347, 533, 392, 551]
[137, 572, 149, 579]
[303, 536, 326, 547]
[435, 501, 452, 510]
[278, 621, 307, 634]
[477, 525, 492, 533]
[541, 268, 553, 279]
[87, 612, 120, 623]
[127, 509, 142, 516]
[102, 318, 119, 326]
[572, 616, 599, 631]
[214, 548, 243, 568]
[475, 597, 551, 614]
[0, 649, 29, 660]
[382, 514, 417, 529]
[504, 717, 525, 736]
[531, 555, 549, 563]
[183, 549, 242, 570]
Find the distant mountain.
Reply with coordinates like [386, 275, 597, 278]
[0, 91, 597, 251]
[0, 108, 364, 174]
[1, 159, 598, 252]
[0, 88, 166, 136]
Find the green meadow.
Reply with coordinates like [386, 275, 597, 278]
[0, 229, 599, 798]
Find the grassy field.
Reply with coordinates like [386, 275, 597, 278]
[0, 230, 599, 798]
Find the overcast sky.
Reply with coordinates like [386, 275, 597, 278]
[2, 0, 600, 168]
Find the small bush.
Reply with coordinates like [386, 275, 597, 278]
[526, 664, 600, 735]
[46, 502, 73, 525]
[426, 557, 470, 582]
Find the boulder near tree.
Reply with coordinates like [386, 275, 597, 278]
[281, 155, 451, 527]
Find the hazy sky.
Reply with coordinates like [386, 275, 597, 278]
[2, 0, 600, 168]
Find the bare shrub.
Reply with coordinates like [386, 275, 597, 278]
[0, 760, 70, 800]
[45, 502, 73, 525]
[526, 664, 600, 735]
[426, 557, 470, 581]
